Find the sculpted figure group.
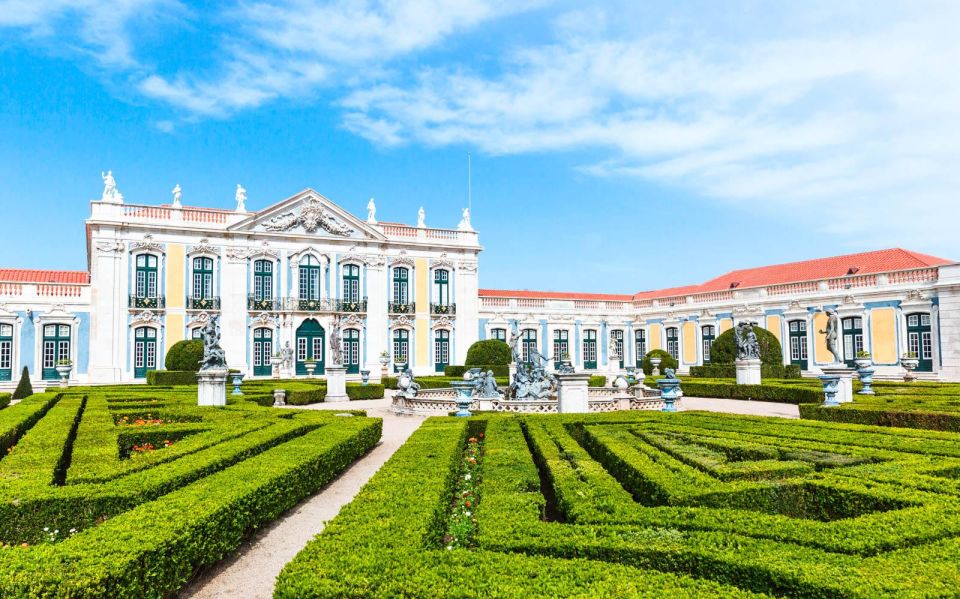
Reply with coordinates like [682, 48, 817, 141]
[734, 321, 762, 361]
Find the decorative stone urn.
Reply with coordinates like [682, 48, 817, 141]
[857, 367, 876, 395]
[231, 373, 245, 395]
[55, 362, 72, 388]
[304, 361, 317, 378]
[656, 374, 681, 412]
[271, 355, 283, 379]
[855, 357, 872, 369]
[650, 357, 662, 376]
[379, 353, 391, 378]
[273, 389, 287, 406]
[819, 374, 841, 407]
[451, 380, 474, 417]
[901, 356, 919, 382]
[360, 369, 370, 385]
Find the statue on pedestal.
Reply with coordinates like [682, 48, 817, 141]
[820, 308, 843, 363]
[199, 316, 227, 371]
[329, 317, 343, 366]
[282, 341, 294, 370]
[396, 367, 421, 399]
[417, 206, 426, 228]
[472, 370, 501, 398]
[511, 349, 556, 400]
[457, 207, 473, 231]
[171, 184, 182, 208]
[101, 170, 123, 203]
[235, 184, 247, 212]
[609, 336, 621, 361]
[734, 321, 761, 360]
[366, 197, 377, 224]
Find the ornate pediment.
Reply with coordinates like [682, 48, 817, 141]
[229, 189, 385, 241]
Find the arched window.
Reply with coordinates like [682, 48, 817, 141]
[342, 264, 360, 303]
[392, 267, 409, 306]
[665, 327, 679, 360]
[434, 329, 450, 372]
[344, 328, 360, 374]
[701, 325, 716, 363]
[135, 254, 159, 299]
[253, 260, 273, 301]
[906, 313, 933, 372]
[253, 328, 273, 376]
[611, 329, 624, 368]
[788, 320, 808, 370]
[42, 324, 71, 380]
[583, 330, 597, 369]
[491, 328, 507, 342]
[434, 269, 449, 305]
[134, 327, 157, 379]
[636, 329, 647, 362]
[841, 317, 863, 367]
[521, 329, 537, 364]
[393, 329, 410, 370]
[553, 329, 569, 369]
[299, 256, 322, 301]
[0, 323, 13, 381]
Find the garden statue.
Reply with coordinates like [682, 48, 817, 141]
[507, 328, 521, 363]
[329, 317, 343, 366]
[366, 197, 377, 223]
[396, 367, 421, 399]
[282, 341, 294, 369]
[609, 336, 621, 360]
[417, 206, 426, 228]
[511, 349, 556, 400]
[734, 321, 761, 360]
[101, 170, 123, 203]
[663, 367, 677, 380]
[820, 308, 843, 363]
[472, 370, 501, 398]
[235, 184, 247, 211]
[199, 316, 227, 371]
[171, 183, 182, 208]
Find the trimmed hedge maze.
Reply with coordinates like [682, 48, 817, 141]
[278, 411, 960, 597]
[0, 387, 380, 596]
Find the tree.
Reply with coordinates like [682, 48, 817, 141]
[165, 339, 204, 372]
[12, 366, 33, 399]
[465, 340, 512, 366]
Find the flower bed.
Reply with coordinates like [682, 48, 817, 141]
[277, 411, 960, 597]
[0, 386, 381, 596]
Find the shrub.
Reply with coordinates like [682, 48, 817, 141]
[709, 327, 783, 365]
[164, 340, 204, 372]
[679, 380, 822, 404]
[12, 366, 32, 400]
[445, 364, 510, 378]
[465, 340, 512, 366]
[588, 375, 607, 387]
[147, 370, 198, 386]
[689, 364, 801, 379]
[640, 349, 678, 375]
[0, 393, 10, 410]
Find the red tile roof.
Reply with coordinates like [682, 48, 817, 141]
[0, 269, 90, 285]
[481, 248, 952, 302]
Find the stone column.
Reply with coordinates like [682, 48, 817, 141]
[556, 372, 590, 413]
[455, 261, 480, 372]
[820, 365, 854, 403]
[220, 251, 248, 374]
[197, 369, 228, 406]
[365, 256, 388, 380]
[325, 365, 349, 402]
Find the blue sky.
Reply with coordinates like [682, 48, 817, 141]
[0, 0, 958, 294]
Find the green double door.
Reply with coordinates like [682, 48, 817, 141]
[296, 319, 325, 375]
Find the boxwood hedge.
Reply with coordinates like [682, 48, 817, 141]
[277, 411, 960, 597]
[0, 385, 381, 596]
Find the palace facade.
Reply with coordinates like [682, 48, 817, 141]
[1, 184, 958, 389]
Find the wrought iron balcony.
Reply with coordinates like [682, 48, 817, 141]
[247, 296, 279, 311]
[129, 295, 165, 309]
[187, 296, 221, 311]
[388, 301, 415, 314]
[296, 298, 334, 312]
[338, 299, 367, 313]
[430, 303, 456, 315]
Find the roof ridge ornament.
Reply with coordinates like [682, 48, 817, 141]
[262, 196, 354, 236]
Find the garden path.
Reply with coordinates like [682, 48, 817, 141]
[181, 393, 797, 598]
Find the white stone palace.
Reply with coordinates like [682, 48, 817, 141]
[1, 176, 959, 389]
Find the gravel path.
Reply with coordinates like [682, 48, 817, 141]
[181, 396, 426, 599]
[181, 393, 796, 598]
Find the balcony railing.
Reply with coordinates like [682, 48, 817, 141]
[248, 296, 279, 311]
[187, 296, 220, 311]
[388, 301, 416, 314]
[338, 299, 367, 313]
[431, 303, 456, 315]
[129, 295, 165, 309]
[293, 298, 368, 313]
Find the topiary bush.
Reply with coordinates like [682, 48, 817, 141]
[709, 326, 783, 365]
[12, 367, 32, 400]
[689, 364, 801, 379]
[164, 340, 204, 372]
[640, 349, 678, 375]
[147, 371, 198, 386]
[465, 340, 512, 366]
[445, 365, 510, 378]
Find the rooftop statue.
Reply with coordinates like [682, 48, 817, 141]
[171, 184, 182, 208]
[101, 170, 123, 203]
[366, 197, 377, 224]
[457, 207, 473, 231]
[417, 206, 426, 228]
[734, 321, 761, 360]
[820, 308, 843, 363]
[235, 184, 247, 212]
[199, 316, 227, 371]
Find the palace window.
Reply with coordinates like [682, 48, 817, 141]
[788, 320, 808, 370]
[841, 317, 864, 366]
[491, 328, 507, 342]
[907, 312, 934, 372]
[192, 257, 214, 300]
[133, 326, 157, 379]
[393, 267, 409, 304]
[583, 330, 597, 369]
[135, 254, 158, 298]
[665, 327, 679, 360]
[434, 269, 449, 305]
[42, 324, 71, 381]
[393, 329, 410, 367]
[0, 323, 12, 381]
[701, 325, 716, 363]
[344, 328, 360, 374]
[253, 328, 273, 376]
[635, 329, 647, 361]
[342, 264, 360, 303]
[521, 329, 537, 364]
[434, 330, 450, 372]
[299, 256, 322, 301]
[253, 260, 273, 301]
[611, 329, 624, 368]
[553, 329, 569, 368]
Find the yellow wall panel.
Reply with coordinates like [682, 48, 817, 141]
[812, 312, 830, 364]
[166, 313, 184, 346]
[166, 244, 185, 309]
[871, 308, 897, 364]
[719, 318, 732, 334]
[682, 321, 697, 363]
[765, 315, 782, 345]
[648, 324, 662, 350]
[415, 258, 429, 367]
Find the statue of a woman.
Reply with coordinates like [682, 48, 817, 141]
[366, 197, 377, 224]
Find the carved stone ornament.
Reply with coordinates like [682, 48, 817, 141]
[254, 312, 280, 327]
[262, 196, 355, 236]
[95, 240, 125, 255]
[700, 309, 713, 318]
[225, 247, 249, 262]
[132, 310, 162, 324]
[187, 311, 211, 326]
[842, 295, 857, 305]
[131, 234, 164, 253]
[341, 314, 363, 327]
[390, 251, 415, 269]
[187, 239, 218, 256]
[391, 315, 414, 328]
[457, 260, 478, 273]
[788, 299, 803, 310]
[366, 253, 387, 269]
[905, 289, 925, 302]
[432, 315, 454, 329]
[431, 252, 455, 271]
[339, 246, 367, 266]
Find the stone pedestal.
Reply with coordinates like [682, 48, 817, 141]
[451, 380, 474, 417]
[735, 359, 762, 385]
[197, 369, 228, 407]
[273, 389, 287, 406]
[821, 365, 854, 404]
[556, 372, 590, 413]
[325, 365, 349, 402]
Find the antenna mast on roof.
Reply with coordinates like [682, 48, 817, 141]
[467, 152, 472, 213]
